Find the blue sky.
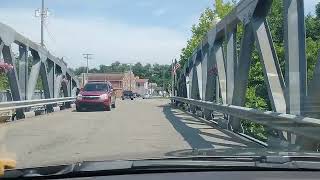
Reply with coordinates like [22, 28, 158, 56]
[0, 0, 318, 68]
[0, 0, 214, 30]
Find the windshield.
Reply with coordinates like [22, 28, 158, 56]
[83, 83, 108, 92]
[0, 0, 320, 174]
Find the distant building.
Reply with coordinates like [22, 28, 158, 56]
[79, 71, 148, 97]
[122, 71, 137, 92]
[135, 79, 149, 95]
[148, 83, 158, 95]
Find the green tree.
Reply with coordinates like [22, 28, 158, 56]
[215, 0, 236, 17]
[132, 62, 146, 78]
[316, 2, 320, 19]
[179, 8, 215, 67]
[73, 66, 87, 76]
[89, 68, 99, 73]
[179, 0, 235, 68]
[0, 74, 9, 91]
[306, 14, 320, 41]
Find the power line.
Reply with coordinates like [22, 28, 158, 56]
[83, 53, 93, 75]
[83, 53, 93, 85]
[43, 23, 57, 44]
[43, 23, 59, 54]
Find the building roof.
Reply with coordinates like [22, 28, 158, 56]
[136, 79, 149, 83]
[148, 83, 157, 87]
[87, 73, 124, 81]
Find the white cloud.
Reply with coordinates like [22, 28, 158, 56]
[0, 8, 185, 68]
[152, 8, 167, 17]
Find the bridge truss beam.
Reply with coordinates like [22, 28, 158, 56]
[0, 23, 79, 118]
[175, 0, 320, 150]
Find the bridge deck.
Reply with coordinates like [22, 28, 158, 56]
[0, 99, 260, 168]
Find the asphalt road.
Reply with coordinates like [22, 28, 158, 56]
[0, 98, 259, 168]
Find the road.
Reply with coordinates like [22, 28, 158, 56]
[0, 98, 259, 168]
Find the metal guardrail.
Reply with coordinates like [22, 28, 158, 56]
[171, 97, 320, 141]
[0, 97, 75, 111]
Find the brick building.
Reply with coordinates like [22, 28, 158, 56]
[79, 71, 148, 97]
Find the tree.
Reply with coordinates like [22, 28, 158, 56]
[316, 2, 320, 19]
[215, 0, 236, 17]
[89, 68, 99, 73]
[303, 4, 320, 82]
[73, 66, 87, 76]
[306, 14, 320, 41]
[179, 0, 235, 68]
[179, 8, 215, 67]
[0, 74, 9, 90]
[132, 62, 146, 78]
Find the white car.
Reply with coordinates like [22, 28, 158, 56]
[142, 93, 150, 99]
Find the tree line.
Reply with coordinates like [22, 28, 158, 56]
[70, 62, 173, 91]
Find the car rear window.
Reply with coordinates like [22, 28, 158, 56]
[123, 91, 133, 95]
[84, 83, 108, 91]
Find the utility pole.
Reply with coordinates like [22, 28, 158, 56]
[40, 0, 44, 47]
[129, 64, 132, 91]
[171, 59, 174, 97]
[105, 69, 107, 83]
[83, 53, 93, 83]
[35, 0, 49, 47]
[162, 69, 165, 97]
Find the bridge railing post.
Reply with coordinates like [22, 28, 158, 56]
[229, 23, 254, 132]
[18, 45, 28, 101]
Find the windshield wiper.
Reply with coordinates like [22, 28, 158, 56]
[4, 156, 320, 179]
[3, 164, 75, 179]
[164, 156, 320, 170]
[2, 161, 133, 179]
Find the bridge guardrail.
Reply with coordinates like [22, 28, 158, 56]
[171, 96, 320, 142]
[0, 97, 76, 112]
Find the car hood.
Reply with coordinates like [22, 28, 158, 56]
[80, 91, 105, 96]
[165, 147, 320, 158]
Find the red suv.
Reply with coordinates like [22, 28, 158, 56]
[76, 82, 116, 112]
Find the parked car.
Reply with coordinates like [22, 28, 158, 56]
[122, 90, 134, 100]
[76, 82, 116, 112]
[133, 93, 138, 98]
[142, 93, 150, 99]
